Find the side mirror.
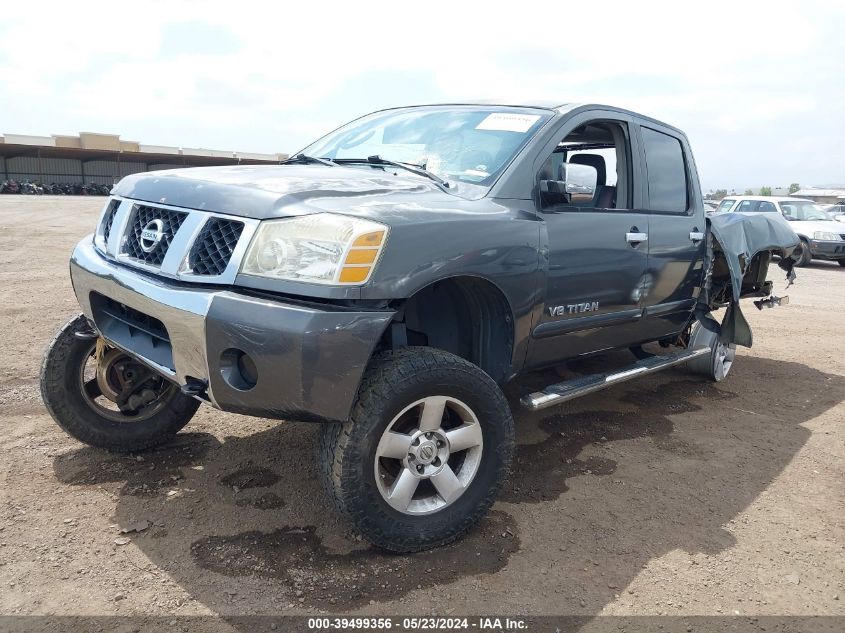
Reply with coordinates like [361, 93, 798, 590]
[539, 178, 569, 206]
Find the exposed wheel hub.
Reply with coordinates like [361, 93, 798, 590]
[84, 343, 172, 417]
[95, 348, 132, 402]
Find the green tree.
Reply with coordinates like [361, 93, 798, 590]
[760, 186, 772, 196]
[789, 183, 800, 194]
[744, 189, 753, 195]
[712, 189, 728, 200]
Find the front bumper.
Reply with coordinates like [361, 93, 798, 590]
[808, 239, 845, 259]
[70, 239, 394, 422]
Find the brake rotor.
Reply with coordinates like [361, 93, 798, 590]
[95, 348, 131, 403]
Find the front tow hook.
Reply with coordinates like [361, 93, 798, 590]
[73, 317, 99, 340]
[181, 378, 210, 400]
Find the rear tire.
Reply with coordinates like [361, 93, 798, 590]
[318, 347, 514, 553]
[838, 259, 845, 267]
[686, 321, 736, 382]
[40, 315, 199, 452]
[795, 239, 813, 267]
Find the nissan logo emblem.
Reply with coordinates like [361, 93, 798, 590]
[139, 219, 164, 253]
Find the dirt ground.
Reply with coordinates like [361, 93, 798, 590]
[1, 197, 843, 624]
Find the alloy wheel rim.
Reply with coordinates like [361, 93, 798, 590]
[714, 341, 736, 381]
[374, 395, 484, 515]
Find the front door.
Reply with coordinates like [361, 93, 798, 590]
[526, 116, 651, 369]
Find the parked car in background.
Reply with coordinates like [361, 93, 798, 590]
[825, 201, 845, 223]
[722, 196, 845, 267]
[713, 197, 738, 214]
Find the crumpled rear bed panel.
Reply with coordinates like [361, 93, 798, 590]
[698, 213, 799, 347]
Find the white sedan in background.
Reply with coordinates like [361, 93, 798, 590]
[717, 196, 845, 267]
[824, 202, 845, 223]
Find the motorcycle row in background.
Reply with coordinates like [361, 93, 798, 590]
[0, 180, 111, 196]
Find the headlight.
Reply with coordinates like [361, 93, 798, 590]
[241, 213, 389, 285]
[813, 231, 840, 241]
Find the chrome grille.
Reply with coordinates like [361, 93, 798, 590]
[99, 197, 258, 283]
[102, 199, 120, 244]
[123, 205, 187, 266]
[188, 218, 244, 276]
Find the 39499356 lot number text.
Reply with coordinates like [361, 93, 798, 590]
[308, 617, 527, 630]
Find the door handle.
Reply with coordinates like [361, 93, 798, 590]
[689, 231, 705, 242]
[626, 232, 648, 245]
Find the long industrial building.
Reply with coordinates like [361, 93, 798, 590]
[0, 132, 289, 185]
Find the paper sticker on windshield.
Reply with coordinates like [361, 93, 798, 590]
[476, 113, 541, 133]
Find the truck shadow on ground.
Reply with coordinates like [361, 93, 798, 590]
[52, 353, 844, 616]
[499, 376, 735, 505]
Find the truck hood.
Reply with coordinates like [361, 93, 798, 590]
[113, 164, 484, 222]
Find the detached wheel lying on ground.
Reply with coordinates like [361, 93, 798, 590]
[686, 321, 736, 382]
[318, 347, 515, 553]
[40, 315, 199, 452]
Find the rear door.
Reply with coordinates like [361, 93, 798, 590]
[636, 123, 706, 339]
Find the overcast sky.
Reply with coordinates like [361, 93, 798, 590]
[1, 1, 843, 191]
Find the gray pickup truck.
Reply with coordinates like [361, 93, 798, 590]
[41, 103, 799, 552]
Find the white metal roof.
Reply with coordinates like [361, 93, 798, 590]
[792, 188, 845, 197]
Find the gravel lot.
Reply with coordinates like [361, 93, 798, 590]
[1, 197, 843, 624]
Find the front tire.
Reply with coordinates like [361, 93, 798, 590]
[318, 347, 515, 553]
[40, 315, 199, 452]
[838, 259, 845, 268]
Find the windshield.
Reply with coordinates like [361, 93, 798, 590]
[779, 200, 832, 221]
[299, 106, 552, 187]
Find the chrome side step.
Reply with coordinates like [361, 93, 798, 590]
[520, 347, 711, 412]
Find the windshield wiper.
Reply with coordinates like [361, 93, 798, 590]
[282, 154, 336, 167]
[335, 155, 450, 189]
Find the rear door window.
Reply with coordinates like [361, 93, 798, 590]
[641, 127, 689, 213]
